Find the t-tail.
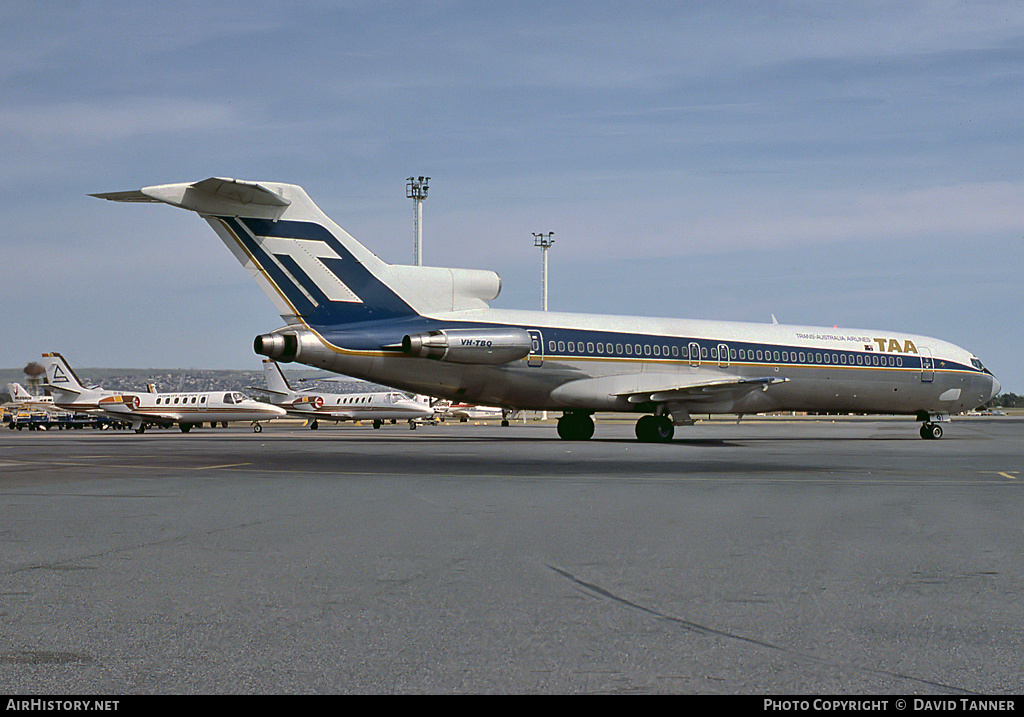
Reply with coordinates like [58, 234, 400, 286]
[41, 352, 87, 397]
[40, 352, 105, 411]
[91, 179, 501, 337]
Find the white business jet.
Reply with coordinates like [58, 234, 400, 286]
[42, 352, 285, 433]
[252, 359, 434, 429]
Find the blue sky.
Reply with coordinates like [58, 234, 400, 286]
[2, 1, 1022, 392]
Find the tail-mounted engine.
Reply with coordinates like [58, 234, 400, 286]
[254, 332, 300, 362]
[402, 328, 533, 365]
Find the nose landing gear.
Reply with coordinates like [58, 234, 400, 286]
[920, 422, 943, 440]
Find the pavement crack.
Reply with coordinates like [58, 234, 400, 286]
[546, 563, 975, 694]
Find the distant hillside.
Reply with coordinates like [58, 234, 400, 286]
[0, 366, 393, 401]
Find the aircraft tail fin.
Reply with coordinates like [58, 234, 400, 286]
[262, 359, 297, 398]
[7, 383, 32, 400]
[41, 353, 87, 397]
[92, 178, 503, 328]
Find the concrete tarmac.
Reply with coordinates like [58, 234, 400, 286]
[1, 417, 1022, 694]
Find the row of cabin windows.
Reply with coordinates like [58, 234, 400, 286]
[155, 395, 208, 405]
[545, 340, 904, 367]
[153, 392, 248, 406]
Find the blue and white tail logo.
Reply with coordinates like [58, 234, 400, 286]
[215, 217, 416, 327]
[92, 178, 502, 328]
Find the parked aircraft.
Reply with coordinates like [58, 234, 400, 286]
[42, 352, 285, 433]
[6, 383, 56, 412]
[252, 359, 433, 429]
[443, 402, 514, 425]
[93, 178, 1001, 441]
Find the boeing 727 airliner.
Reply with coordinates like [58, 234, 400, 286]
[92, 178, 1000, 441]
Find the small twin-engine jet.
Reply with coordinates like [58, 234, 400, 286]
[251, 359, 434, 429]
[42, 352, 285, 433]
[92, 178, 1000, 441]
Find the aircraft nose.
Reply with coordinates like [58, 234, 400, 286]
[990, 375, 1001, 401]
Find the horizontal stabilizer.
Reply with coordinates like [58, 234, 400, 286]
[92, 177, 290, 219]
[247, 387, 291, 396]
[41, 382, 81, 396]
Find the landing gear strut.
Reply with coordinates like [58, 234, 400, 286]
[557, 412, 594, 440]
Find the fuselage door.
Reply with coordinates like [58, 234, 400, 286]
[920, 347, 934, 382]
[689, 342, 700, 368]
[717, 343, 730, 368]
[527, 329, 544, 367]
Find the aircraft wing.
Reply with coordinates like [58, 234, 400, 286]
[616, 376, 788, 404]
[551, 372, 787, 408]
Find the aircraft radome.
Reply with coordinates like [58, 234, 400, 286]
[92, 178, 1001, 442]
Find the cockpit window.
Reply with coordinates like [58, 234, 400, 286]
[971, 358, 984, 371]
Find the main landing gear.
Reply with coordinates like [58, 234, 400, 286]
[635, 415, 674, 443]
[557, 412, 594, 441]
[556, 412, 677, 443]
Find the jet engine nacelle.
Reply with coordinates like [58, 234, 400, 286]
[402, 328, 533, 364]
[294, 395, 324, 409]
[255, 332, 300, 362]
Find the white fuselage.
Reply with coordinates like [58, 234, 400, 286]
[275, 390, 434, 423]
[98, 390, 285, 427]
[277, 307, 998, 418]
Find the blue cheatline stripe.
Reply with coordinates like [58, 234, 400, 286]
[220, 217, 417, 326]
[522, 328, 974, 374]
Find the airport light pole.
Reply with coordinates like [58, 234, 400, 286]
[406, 176, 429, 266]
[533, 232, 554, 311]
[533, 232, 554, 422]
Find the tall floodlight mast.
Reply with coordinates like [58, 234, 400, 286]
[533, 232, 554, 422]
[533, 232, 555, 311]
[406, 176, 430, 266]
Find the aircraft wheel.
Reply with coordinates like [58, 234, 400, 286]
[310, 420, 318, 430]
[180, 423, 192, 433]
[409, 420, 417, 430]
[135, 425, 146, 434]
[501, 419, 510, 427]
[920, 423, 942, 440]
[557, 413, 594, 440]
[253, 423, 263, 433]
[636, 415, 674, 443]
[373, 420, 382, 429]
